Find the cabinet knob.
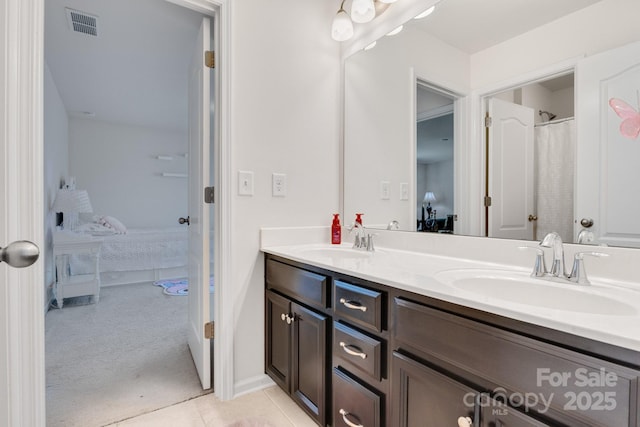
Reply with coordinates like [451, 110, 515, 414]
[457, 416, 473, 427]
[339, 298, 367, 312]
[339, 409, 363, 427]
[280, 313, 294, 324]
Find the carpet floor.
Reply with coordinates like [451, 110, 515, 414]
[45, 282, 210, 427]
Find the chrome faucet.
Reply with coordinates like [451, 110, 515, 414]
[348, 222, 375, 251]
[539, 232, 566, 278]
[349, 222, 366, 249]
[568, 251, 609, 285]
[387, 220, 399, 230]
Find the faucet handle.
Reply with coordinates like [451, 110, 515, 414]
[568, 252, 609, 285]
[366, 233, 376, 252]
[518, 246, 547, 277]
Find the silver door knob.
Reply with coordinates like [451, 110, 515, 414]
[580, 218, 594, 228]
[0, 240, 39, 268]
[178, 216, 190, 225]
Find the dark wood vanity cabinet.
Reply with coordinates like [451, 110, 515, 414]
[264, 254, 640, 427]
[265, 259, 330, 426]
[332, 279, 388, 427]
[393, 296, 640, 427]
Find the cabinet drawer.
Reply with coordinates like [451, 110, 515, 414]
[393, 297, 640, 427]
[334, 321, 384, 381]
[333, 367, 382, 427]
[266, 259, 329, 309]
[334, 280, 384, 331]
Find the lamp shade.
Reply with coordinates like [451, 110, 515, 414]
[52, 189, 93, 214]
[350, 0, 375, 23]
[331, 8, 354, 41]
[423, 191, 436, 203]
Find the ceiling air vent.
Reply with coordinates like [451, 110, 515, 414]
[65, 8, 98, 37]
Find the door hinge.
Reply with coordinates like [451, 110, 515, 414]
[204, 186, 215, 204]
[204, 321, 214, 339]
[484, 196, 492, 207]
[485, 116, 492, 127]
[205, 51, 215, 69]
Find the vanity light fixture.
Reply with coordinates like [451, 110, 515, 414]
[364, 40, 377, 50]
[350, 0, 376, 23]
[331, 0, 396, 42]
[386, 24, 404, 36]
[331, 1, 354, 42]
[414, 5, 436, 19]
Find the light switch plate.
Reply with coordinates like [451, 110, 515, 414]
[400, 182, 409, 200]
[380, 181, 390, 200]
[238, 170, 254, 196]
[272, 173, 287, 197]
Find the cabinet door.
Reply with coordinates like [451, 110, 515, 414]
[265, 290, 291, 392]
[392, 351, 478, 427]
[292, 302, 329, 427]
[483, 398, 550, 427]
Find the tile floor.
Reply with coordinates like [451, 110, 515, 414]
[106, 386, 318, 427]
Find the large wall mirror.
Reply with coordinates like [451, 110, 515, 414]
[343, 0, 640, 248]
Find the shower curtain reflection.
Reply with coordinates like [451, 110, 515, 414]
[534, 119, 575, 242]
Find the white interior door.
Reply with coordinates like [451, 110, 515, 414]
[487, 98, 535, 240]
[187, 16, 211, 390]
[1, 0, 46, 422]
[576, 40, 640, 248]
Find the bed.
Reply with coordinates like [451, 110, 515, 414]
[70, 224, 189, 286]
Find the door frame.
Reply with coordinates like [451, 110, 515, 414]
[1, 0, 233, 423]
[468, 57, 580, 238]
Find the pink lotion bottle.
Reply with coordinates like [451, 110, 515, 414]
[331, 214, 342, 244]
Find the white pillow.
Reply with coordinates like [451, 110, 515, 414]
[76, 222, 117, 236]
[102, 215, 127, 234]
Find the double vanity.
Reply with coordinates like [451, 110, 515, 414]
[262, 228, 640, 427]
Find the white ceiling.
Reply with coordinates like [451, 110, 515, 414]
[415, 0, 602, 54]
[45, 0, 600, 133]
[45, 0, 205, 132]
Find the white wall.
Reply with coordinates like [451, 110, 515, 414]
[229, 0, 341, 393]
[69, 118, 187, 229]
[43, 63, 69, 305]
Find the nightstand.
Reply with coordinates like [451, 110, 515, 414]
[53, 231, 103, 308]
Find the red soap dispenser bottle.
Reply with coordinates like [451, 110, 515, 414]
[355, 213, 363, 225]
[331, 214, 342, 244]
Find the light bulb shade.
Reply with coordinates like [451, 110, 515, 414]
[52, 189, 93, 214]
[423, 191, 437, 203]
[350, 0, 375, 23]
[331, 9, 354, 41]
[414, 5, 436, 19]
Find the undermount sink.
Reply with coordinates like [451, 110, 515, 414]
[434, 269, 637, 316]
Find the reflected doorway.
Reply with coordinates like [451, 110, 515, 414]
[416, 82, 455, 233]
[484, 73, 575, 242]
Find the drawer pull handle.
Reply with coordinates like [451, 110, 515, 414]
[457, 416, 473, 427]
[339, 409, 363, 427]
[339, 342, 367, 359]
[339, 298, 367, 312]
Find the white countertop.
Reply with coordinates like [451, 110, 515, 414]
[261, 241, 640, 353]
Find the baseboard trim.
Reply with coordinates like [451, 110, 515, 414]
[233, 374, 275, 399]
